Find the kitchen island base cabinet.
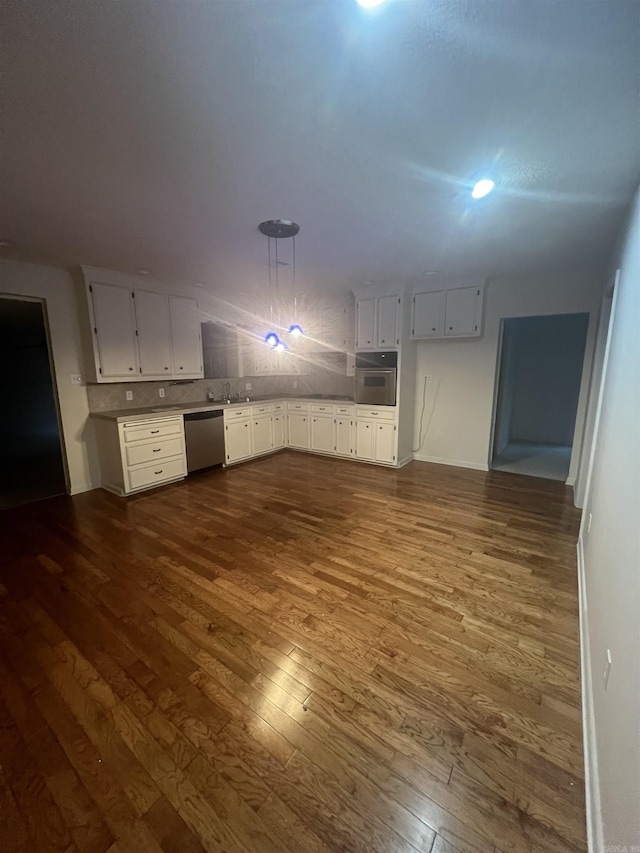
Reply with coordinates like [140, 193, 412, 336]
[225, 419, 252, 464]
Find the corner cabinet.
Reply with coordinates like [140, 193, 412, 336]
[83, 269, 203, 383]
[411, 285, 484, 341]
[356, 296, 401, 350]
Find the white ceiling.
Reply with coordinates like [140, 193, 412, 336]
[1, 0, 639, 296]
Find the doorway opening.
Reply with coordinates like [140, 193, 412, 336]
[490, 313, 589, 481]
[0, 296, 68, 508]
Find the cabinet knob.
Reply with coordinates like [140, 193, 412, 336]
[164, 367, 168, 370]
[449, 327, 453, 331]
[179, 366, 184, 370]
[129, 367, 133, 371]
[432, 327, 436, 331]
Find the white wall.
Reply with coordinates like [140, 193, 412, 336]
[412, 273, 603, 481]
[0, 259, 100, 493]
[579, 189, 640, 850]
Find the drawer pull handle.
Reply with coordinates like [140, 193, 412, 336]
[154, 469, 163, 474]
[153, 448, 161, 452]
[150, 430, 160, 434]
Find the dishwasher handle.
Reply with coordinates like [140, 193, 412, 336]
[184, 410, 224, 422]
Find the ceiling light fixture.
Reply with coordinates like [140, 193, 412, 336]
[136, 268, 150, 276]
[357, 0, 387, 8]
[258, 219, 303, 343]
[471, 179, 495, 199]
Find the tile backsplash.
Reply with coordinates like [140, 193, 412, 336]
[87, 366, 354, 412]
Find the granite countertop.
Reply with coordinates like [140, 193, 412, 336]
[90, 395, 355, 423]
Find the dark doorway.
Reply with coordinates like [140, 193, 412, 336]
[0, 297, 67, 508]
[491, 313, 589, 481]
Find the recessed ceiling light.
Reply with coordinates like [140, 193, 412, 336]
[424, 270, 441, 276]
[357, 0, 387, 7]
[471, 179, 495, 199]
[136, 268, 150, 276]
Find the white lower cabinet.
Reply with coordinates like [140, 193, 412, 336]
[356, 420, 375, 460]
[225, 417, 252, 464]
[272, 413, 285, 449]
[288, 410, 310, 449]
[310, 414, 335, 454]
[356, 408, 398, 465]
[94, 415, 187, 495]
[335, 417, 354, 457]
[252, 414, 273, 456]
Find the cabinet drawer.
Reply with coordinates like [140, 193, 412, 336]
[125, 437, 183, 467]
[273, 403, 284, 412]
[251, 404, 274, 416]
[309, 403, 334, 414]
[287, 402, 309, 412]
[123, 418, 182, 443]
[356, 407, 397, 421]
[335, 405, 355, 416]
[224, 407, 251, 421]
[126, 457, 186, 491]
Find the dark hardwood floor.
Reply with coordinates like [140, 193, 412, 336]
[0, 451, 586, 853]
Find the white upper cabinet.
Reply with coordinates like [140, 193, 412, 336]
[83, 269, 205, 382]
[169, 296, 203, 377]
[356, 295, 402, 351]
[320, 305, 348, 350]
[412, 290, 444, 339]
[356, 298, 377, 349]
[444, 286, 482, 337]
[376, 296, 400, 348]
[89, 282, 139, 380]
[411, 285, 483, 340]
[134, 290, 173, 377]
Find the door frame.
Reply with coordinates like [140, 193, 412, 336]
[0, 293, 71, 495]
[487, 318, 506, 469]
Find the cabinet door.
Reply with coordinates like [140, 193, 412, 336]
[134, 290, 174, 377]
[225, 419, 252, 463]
[169, 296, 203, 376]
[252, 416, 272, 456]
[444, 287, 480, 337]
[320, 306, 347, 350]
[356, 420, 375, 460]
[90, 282, 139, 379]
[310, 415, 335, 454]
[272, 414, 285, 449]
[335, 418, 353, 457]
[356, 299, 377, 349]
[412, 291, 444, 339]
[377, 296, 399, 348]
[288, 412, 310, 449]
[375, 422, 396, 464]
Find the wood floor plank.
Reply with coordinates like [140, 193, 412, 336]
[0, 453, 586, 851]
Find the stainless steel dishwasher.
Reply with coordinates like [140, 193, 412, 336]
[184, 410, 225, 473]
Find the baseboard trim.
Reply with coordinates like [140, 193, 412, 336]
[577, 535, 603, 853]
[69, 481, 98, 495]
[412, 453, 489, 472]
[566, 475, 577, 487]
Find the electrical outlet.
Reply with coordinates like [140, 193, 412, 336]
[158, 388, 165, 398]
[125, 391, 133, 401]
[426, 374, 433, 383]
[70, 374, 82, 385]
[603, 649, 612, 690]
[245, 383, 252, 391]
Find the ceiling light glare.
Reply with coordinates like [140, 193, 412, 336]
[357, 0, 387, 8]
[288, 324, 304, 337]
[274, 341, 288, 353]
[265, 332, 279, 348]
[471, 179, 495, 199]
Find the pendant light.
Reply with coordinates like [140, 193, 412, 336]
[259, 219, 303, 346]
